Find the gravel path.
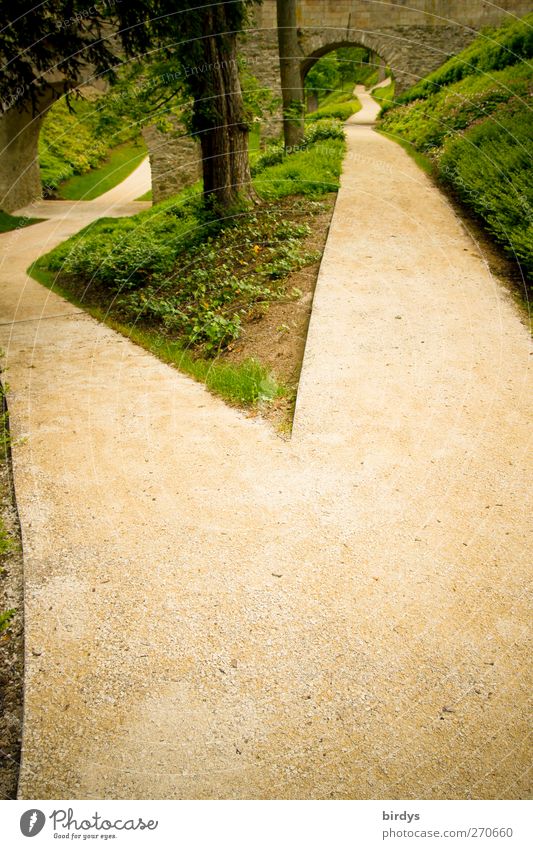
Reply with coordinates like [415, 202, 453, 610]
[0, 100, 531, 800]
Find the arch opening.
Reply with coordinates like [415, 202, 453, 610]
[302, 43, 391, 117]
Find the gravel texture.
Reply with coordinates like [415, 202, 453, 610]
[0, 103, 531, 800]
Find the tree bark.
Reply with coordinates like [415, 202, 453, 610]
[194, 8, 254, 212]
[276, 0, 304, 149]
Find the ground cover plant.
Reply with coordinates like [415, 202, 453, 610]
[32, 124, 346, 417]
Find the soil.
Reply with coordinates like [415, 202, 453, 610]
[221, 194, 337, 429]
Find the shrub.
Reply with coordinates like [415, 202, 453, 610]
[304, 119, 346, 143]
[439, 103, 533, 276]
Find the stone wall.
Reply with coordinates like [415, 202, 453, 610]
[0, 105, 44, 213]
[142, 122, 201, 205]
[259, 0, 532, 30]
[253, 0, 532, 95]
[299, 25, 480, 91]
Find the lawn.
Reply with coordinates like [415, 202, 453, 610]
[0, 211, 43, 233]
[58, 139, 147, 200]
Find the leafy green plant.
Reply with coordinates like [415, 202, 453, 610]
[32, 133, 343, 406]
[381, 63, 531, 153]
[439, 102, 533, 276]
[304, 119, 346, 143]
[35, 140, 336, 356]
[0, 609, 15, 635]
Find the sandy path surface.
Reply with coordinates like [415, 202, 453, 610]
[0, 94, 531, 800]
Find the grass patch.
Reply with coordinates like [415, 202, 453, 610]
[306, 100, 361, 122]
[135, 336, 283, 406]
[40, 91, 141, 196]
[28, 263, 284, 406]
[0, 211, 43, 233]
[58, 139, 146, 200]
[136, 189, 153, 201]
[372, 78, 395, 109]
[254, 138, 345, 199]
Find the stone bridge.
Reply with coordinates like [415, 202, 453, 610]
[246, 0, 530, 103]
[0, 0, 529, 211]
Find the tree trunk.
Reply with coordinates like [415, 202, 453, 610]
[276, 0, 304, 149]
[194, 9, 254, 212]
[0, 103, 44, 212]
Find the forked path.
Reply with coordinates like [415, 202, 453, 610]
[0, 95, 531, 800]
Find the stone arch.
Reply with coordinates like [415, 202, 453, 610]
[300, 37, 392, 83]
[300, 38, 391, 91]
[0, 86, 64, 213]
[298, 26, 458, 93]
